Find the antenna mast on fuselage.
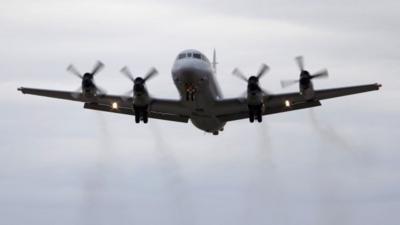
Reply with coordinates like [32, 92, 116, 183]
[212, 49, 217, 74]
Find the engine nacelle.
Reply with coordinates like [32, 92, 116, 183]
[132, 83, 151, 123]
[133, 104, 149, 123]
[247, 89, 264, 123]
[232, 64, 269, 123]
[299, 79, 315, 101]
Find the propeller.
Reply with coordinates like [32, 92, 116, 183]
[67, 61, 106, 98]
[281, 56, 328, 88]
[67, 61, 104, 79]
[233, 63, 269, 82]
[120, 66, 135, 98]
[232, 63, 270, 95]
[66, 65, 83, 79]
[120, 66, 158, 100]
[121, 66, 158, 83]
[295, 56, 305, 71]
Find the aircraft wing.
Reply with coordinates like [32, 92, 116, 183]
[267, 83, 381, 107]
[18, 87, 190, 123]
[216, 83, 381, 122]
[18, 87, 124, 105]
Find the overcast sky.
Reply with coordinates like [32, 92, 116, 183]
[0, 0, 399, 225]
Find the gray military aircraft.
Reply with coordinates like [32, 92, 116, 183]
[18, 49, 381, 135]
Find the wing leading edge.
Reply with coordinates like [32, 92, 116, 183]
[216, 83, 381, 122]
[18, 87, 189, 123]
[267, 83, 381, 107]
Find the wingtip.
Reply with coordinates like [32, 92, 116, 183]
[17, 87, 23, 92]
[377, 83, 382, 88]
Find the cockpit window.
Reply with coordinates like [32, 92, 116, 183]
[193, 53, 201, 59]
[177, 52, 209, 62]
[201, 54, 210, 63]
[178, 53, 186, 59]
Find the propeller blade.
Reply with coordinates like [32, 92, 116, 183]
[91, 61, 104, 75]
[71, 86, 82, 99]
[121, 89, 134, 101]
[93, 82, 107, 95]
[256, 64, 269, 79]
[121, 66, 135, 82]
[311, 69, 329, 79]
[124, 89, 134, 96]
[295, 56, 305, 71]
[67, 64, 83, 79]
[239, 90, 247, 98]
[261, 88, 270, 96]
[241, 87, 269, 97]
[280, 79, 299, 88]
[144, 67, 158, 81]
[232, 68, 248, 82]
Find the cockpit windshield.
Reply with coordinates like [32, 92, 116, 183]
[178, 53, 186, 59]
[193, 53, 201, 59]
[177, 52, 209, 62]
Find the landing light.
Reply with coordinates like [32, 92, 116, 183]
[285, 100, 291, 107]
[112, 102, 118, 109]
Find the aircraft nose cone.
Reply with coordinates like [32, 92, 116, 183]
[175, 68, 197, 84]
[180, 68, 195, 76]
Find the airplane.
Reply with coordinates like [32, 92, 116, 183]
[18, 49, 381, 135]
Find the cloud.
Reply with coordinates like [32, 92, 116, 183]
[1, 0, 399, 224]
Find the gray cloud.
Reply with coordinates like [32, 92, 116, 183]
[0, 0, 399, 225]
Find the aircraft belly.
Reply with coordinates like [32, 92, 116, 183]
[188, 92, 226, 132]
[190, 116, 225, 133]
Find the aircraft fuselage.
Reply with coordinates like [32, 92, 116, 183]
[172, 49, 225, 134]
